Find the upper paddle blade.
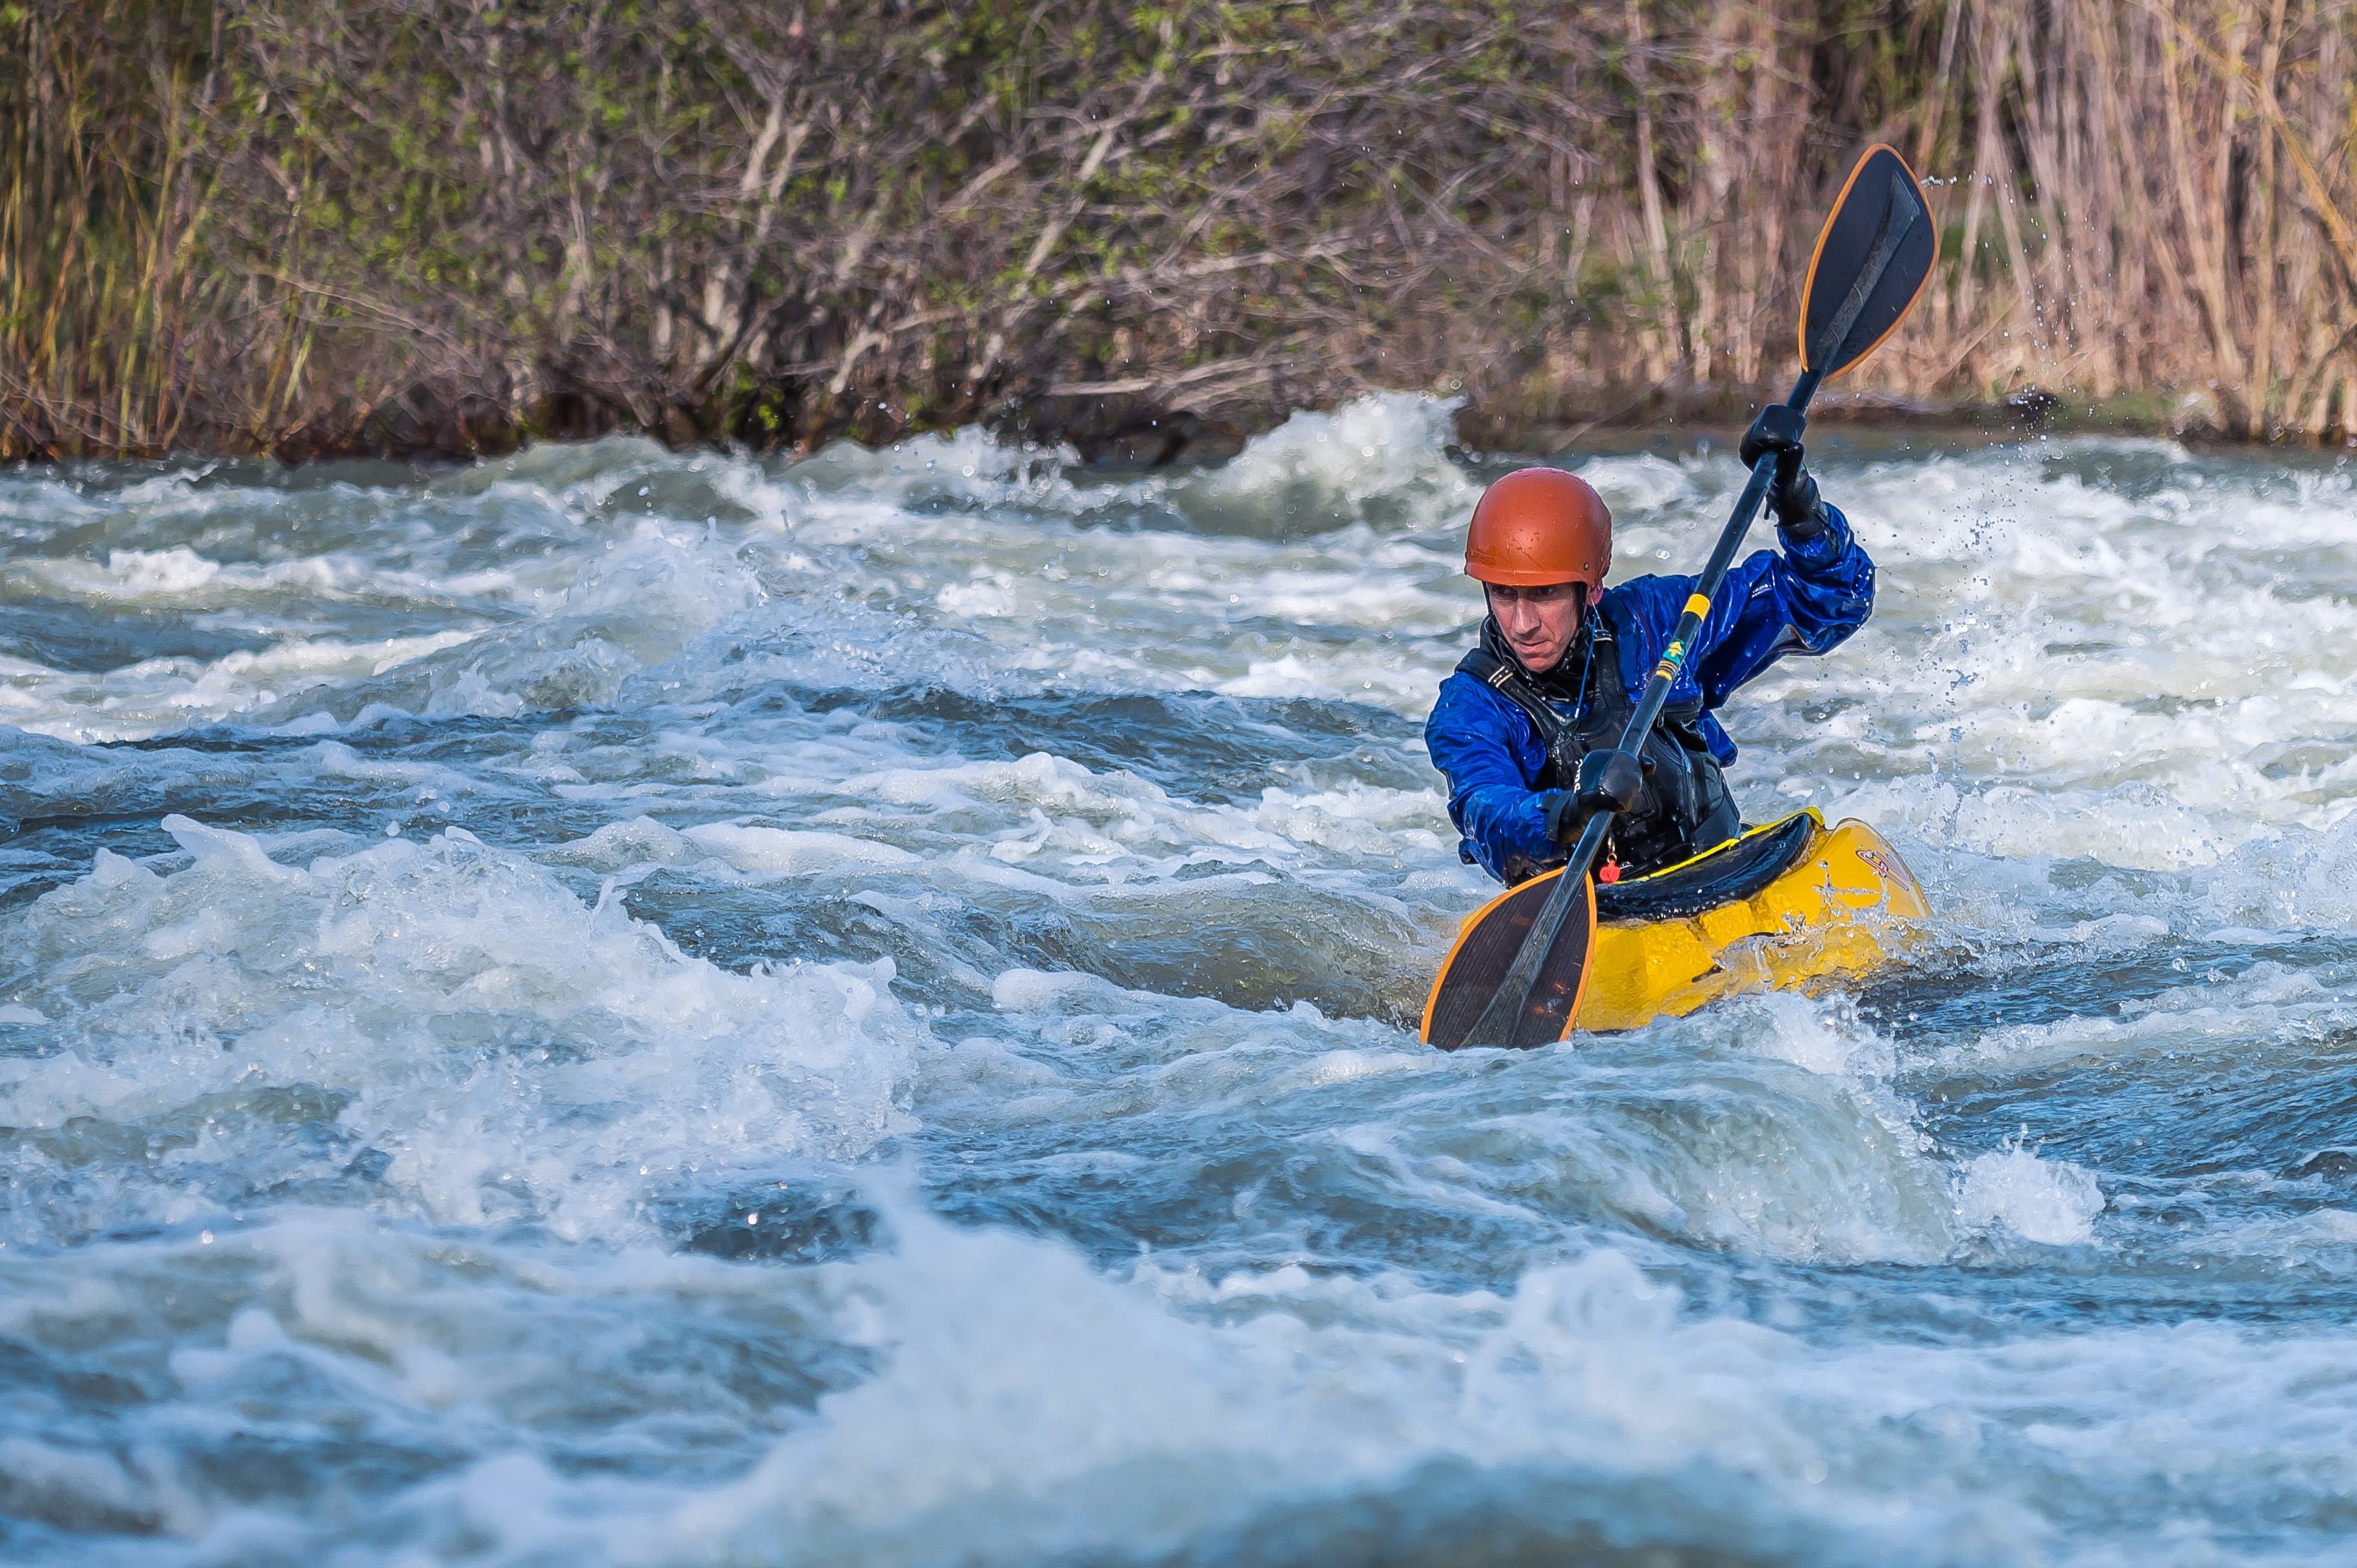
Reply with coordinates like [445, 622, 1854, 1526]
[1798, 145, 1938, 380]
[1421, 869, 1598, 1050]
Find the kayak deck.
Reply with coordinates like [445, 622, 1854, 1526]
[1423, 809, 1928, 1041]
[1583, 809, 1928, 1031]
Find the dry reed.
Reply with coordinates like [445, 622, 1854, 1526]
[5, 0, 2356, 459]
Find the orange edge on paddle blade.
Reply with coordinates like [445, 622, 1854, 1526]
[1795, 143, 1940, 380]
[1419, 867, 1598, 1048]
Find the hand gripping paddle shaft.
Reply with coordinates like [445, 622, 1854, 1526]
[1440, 147, 1934, 1050]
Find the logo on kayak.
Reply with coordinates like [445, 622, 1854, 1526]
[1856, 847, 1913, 889]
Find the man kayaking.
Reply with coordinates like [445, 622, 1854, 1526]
[1425, 407, 1875, 886]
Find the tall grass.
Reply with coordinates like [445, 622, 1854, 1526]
[5, 0, 2356, 459]
[4, 0, 204, 452]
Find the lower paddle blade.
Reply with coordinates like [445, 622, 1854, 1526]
[1798, 144, 1938, 380]
[1421, 870, 1599, 1050]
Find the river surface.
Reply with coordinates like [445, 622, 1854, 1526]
[5, 396, 2357, 1565]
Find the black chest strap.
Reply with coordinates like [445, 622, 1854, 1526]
[1452, 621, 1624, 786]
[1451, 612, 1739, 875]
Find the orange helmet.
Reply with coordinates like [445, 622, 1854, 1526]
[1462, 467, 1612, 592]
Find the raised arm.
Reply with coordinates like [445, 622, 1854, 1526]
[1690, 503, 1876, 705]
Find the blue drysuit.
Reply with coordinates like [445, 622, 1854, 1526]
[1425, 506, 1876, 882]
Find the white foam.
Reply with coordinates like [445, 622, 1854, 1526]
[542, 817, 694, 871]
[0, 629, 488, 742]
[1, 819, 920, 1240]
[1190, 392, 1479, 531]
[991, 969, 1100, 1011]
[1742, 991, 1898, 1079]
[634, 1216, 2267, 1564]
[679, 822, 920, 877]
[1958, 1147, 2106, 1245]
[788, 424, 1092, 513]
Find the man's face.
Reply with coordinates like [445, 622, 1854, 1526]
[1485, 581, 1583, 675]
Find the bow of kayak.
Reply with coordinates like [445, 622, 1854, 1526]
[1583, 810, 1928, 1031]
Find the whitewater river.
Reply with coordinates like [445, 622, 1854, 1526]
[5, 396, 2357, 1565]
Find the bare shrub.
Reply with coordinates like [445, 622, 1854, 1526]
[6, 0, 2357, 459]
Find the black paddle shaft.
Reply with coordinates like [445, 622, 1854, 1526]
[1459, 164, 1925, 1049]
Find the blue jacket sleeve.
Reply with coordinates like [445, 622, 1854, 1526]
[1423, 672, 1562, 882]
[1599, 504, 1875, 763]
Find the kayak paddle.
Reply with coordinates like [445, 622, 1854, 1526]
[1422, 143, 1937, 1050]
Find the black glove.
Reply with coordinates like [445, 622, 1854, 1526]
[1739, 404, 1830, 542]
[1543, 750, 1647, 845]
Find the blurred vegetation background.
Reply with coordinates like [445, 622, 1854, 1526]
[6, 0, 2357, 460]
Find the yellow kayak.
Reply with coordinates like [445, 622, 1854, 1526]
[1424, 810, 1928, 1037]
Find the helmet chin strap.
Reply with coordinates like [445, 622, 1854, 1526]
[1548, 604, 1599, 703]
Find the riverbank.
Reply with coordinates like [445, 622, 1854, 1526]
[1077, 386, 2286, 471]
[12, 0, 2357, 463]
